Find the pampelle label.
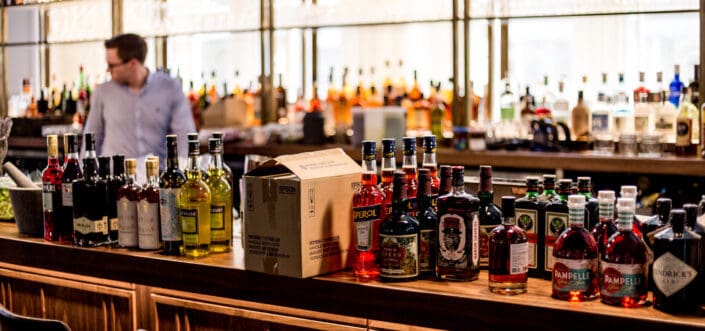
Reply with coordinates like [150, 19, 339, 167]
[180, 208, 199, 246]
[379, 233, 419, 278]
[62, 184, 74, 207]
[138, 201, 160, 249]
[419, 229, 435, 272]
[653, 252, 698, 297]
[600, 261, 646, 298]
[159, 188, 181, 241]
[210, 205, 227, 242]
[73, 216, 108, 235]
[552, 257, 597, 292]
[353, 204, 381, 251]
[510, 242, 529, 275]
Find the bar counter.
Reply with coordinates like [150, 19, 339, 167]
[0, 222, 703, 330]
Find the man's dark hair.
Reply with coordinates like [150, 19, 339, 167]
[104, 33, 147, 64]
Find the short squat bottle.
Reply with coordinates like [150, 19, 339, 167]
[379, 171, 420, 282]
[552, 195, 599, 301]
[489, 196, 528, 295]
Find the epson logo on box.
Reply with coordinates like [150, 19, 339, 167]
[279, 185, 296, 194]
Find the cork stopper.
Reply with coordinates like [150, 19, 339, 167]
[125, 158, 137, 176]
[146, 159, 158, 177]
[620, 185, 637, 199]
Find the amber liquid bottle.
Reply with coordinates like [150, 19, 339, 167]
[402, 137, 418, 217]
[117, 159, 141, 248]
[421, 135, 440, 205]
[591, 190, 617, 255]
[379, 138, 396, 218]
[478, 165, 502, 268]
[552, 195, 599, 301]
[138, 159, 161, 250]
[417, 168, 437, 277]
[436, 166, 480, 281]
[489, 196, 528, 295]
[107, 155, 126, 244]
[542, 179, 571, 279]
[515, 176, 541, 277]
[600, 198, 648, 307]
[379, 171, 419, 282]
[352, 141, 384, 279]
[42, 135, 68, 242]
[652, 209, 702, 313]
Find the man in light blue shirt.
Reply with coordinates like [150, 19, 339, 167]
[84, 33, 195, 165]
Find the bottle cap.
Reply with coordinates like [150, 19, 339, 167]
[212, 132, 224, 141]
[84, 132, 95, 151]
[402, 137, 416, 155]
[525, 176, 539, 187]
[98, 156, 111, 169]
[558, 179, 572, 191]
[577, 176, 591, 189]
[381, 138, 395, 158]
[393, 170, 406, 187]
[620, 185, 637, 198]
[187, 132, 199, 142]
[617, 197, 635, 212]
[568, 194, 586, 209]
[423, 135, 437, 152]
[542, 174, 556, 186]
[479, 165, 492, 179]
[46, 135, 58, 157]
[656, 197, 672, 211]
[598, 190, 615, 203]
[501, 196, 515, 217]
[208, 138, 221, 153]
[418, 168, 431, 193]
[683, 203, 698, 228]
[188, 140, 200, 156]
[670, 209, 686, 233]
[125, 158, 137, 175]
[418, 168, 431, 181]
[451, 166, 465, 187]
[440, 165, 452, 178]
[362, 140, 376, 160]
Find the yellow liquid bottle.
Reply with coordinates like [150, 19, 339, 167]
[179, 139, 211, 258]
[206, 137, 232, 253]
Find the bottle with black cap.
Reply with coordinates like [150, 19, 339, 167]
[417, 168, 437, 278]
[516, 176, 542, 277]
[542, 179, 572, 279]
[684, 203, 705, 303]
[379, 171, 419, 282]
[477, 165, 502, 268]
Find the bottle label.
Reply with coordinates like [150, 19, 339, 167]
[138, 200, 160, 249]
[73, 216, 108, 235]
[110, 218, 118, 233]
[430, 195, 439, 209]
[552, 257, 597, 292]
[352, 204, 381, 251]
[516, 208, 537, 269]
[180, 208, 200, 246]
[62, 184, 74, 207]
[654, 113, 675, 131]
[500, 107, 515, 121]
[634, 115, 649, 134]
[510, 242, 529, 275]
[159, 188, 182, 241]
[379, 233, 419, 279]
[117, 197, 138, 247]
[210, 205, 227, 242]
[419, 229, 435, 272]
[406, 197, 417, 216]
[653, 252, 698, 297]
[600, 261, 646, 298]
[544, 211, 568, 271]
[479, 224, 496, 266]
[591, 113, 609, 133]
[438, 212, 479, 268]
[42, 183, 59, 213]
[675, 117, 692, 146]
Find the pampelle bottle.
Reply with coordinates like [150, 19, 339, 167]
[620, 185, 643, 238]
[543, 179, 571, 279]
[42, 135, 69, 242]
[417, 168, 438, 277]
[515, 176, 541, 277]
[652, 209, 702, 312]
[379, 171, 419, 282]
[489, 196, 528, 295]
[72, 154, 109, 247]
[117, 159, 141, 248]
[61, 133, 82, 236]
[179, 139, 211, 258]
[160, 135, 186, 256]
[591, 190, 617, 254]
[552, 195, 599, 301]
[107, 155, 125, 244]
[138, 158, 161, 250]
[207, 138, 233, 253]
[478, 165, 502, 268]
[402, 137, 418, 217]
[600, 198, 648, 307]
[379, 138, 396, 217]
[421, 135, 440, 204]
[352, 141, 384, 279]
[436, 166, 480, 281]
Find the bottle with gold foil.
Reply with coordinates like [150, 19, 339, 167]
[179, 139, 211, 258]
[138, 158, 161, 250]
[117, 159, 141, 248]
[206, 138, 232, 253]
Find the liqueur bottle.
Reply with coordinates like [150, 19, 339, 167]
[379, 138, 396, 217]
[61, 133, 82, 235]
[542, 179, 571, 279]
[138, 158, 161, 250]
[206, 138, 233, 253]
[107, 155, 126, 244]
[652, 209, 702, 313]
[489, 196, 528, 295]
[600, 198, 649, 307]
[379, 171, 419, 282]
[82, 132, 98, 165]
[72, 154, 109, 247]
[619, 185, 643, 238]
[645, 198, 671, 248]
[436, 166, 480, 281]
[421, 135, 440, 204]
[186, 132, 208, 180]
[417, 168, 438, 277]
[160, 135, 186, 256]
[439, 165, 452, 196]
[402, 137, 418, 217]
[42, 135, 69, 242]
[577, 177, 598, 230]
[477, 165, 502, 268]
[210, 132, 234, 186]
[117, 159, 141, 248]
[591, 190, 617, 255]
[352, 141, 384, 279]
[538, 174, 557, 204]
[179, 139, 212, 258]
[552, 195, 599, 301]
[515, 176, 541, 277]
[684, 204, 705, 301]
[98, 157, 114, 244]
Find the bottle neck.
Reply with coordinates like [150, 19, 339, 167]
[452, 182, 465, 194]
[167, 146, 180, 169]
[599, 202, 614, 223]
[147, 173, 159, 187]
[525, 188, 539, 199]
[362, 157, 377, 173]
[381, 156, 396, 171]
[83, 159, 98, 178]
[209, 151, 224, 177]
[126, 172, 137, 185]
[569, 207, 585, 227]
[503, 215, 515, 225]
[187, 154, 201, 179]
[617, 209, 634, 231]
[421, 151, 437, 168]
[47, 155, 60, 167]
[402, 153, 416, 169]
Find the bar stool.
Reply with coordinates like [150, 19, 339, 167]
[0, 305, 70, 331]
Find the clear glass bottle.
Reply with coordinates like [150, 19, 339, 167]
[553, 80, 571, 126]
[117, 159, 141, 248]
[417, 168, 438, 277]
[612, 73, 633, 135]
[489, 196, 528, 295]
[206, 138, 233, 253]
[478, 165, 502, 268]
[352, 141, 384, 279]
[633, 72, 653, 135]
[591, 73, 612, 138]
[138, 158, 161, 250]
[179, 139, 211, 258]
[379, 171, 419, 282]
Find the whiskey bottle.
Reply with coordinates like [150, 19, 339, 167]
[591, 190, 617, 255]
[72, 154, 109, 247]
[107, 155, 126, 243]
[138, 158, 161, 250]
[542, 179, 571, 279]
[379, 138, 396, 218]
[478, 165, 502, 268]
[42, 135, 69, 242]
[652, 209, 702, 312]
[439, 165, 452, 196]
[552, 195, 599, 301]
[489, 196, 528, 295]
[421, 135, 440, 206]
[160, 135, 186, 256]
[436, 166, 480, 281]
[353, 141, 384, 279]
[600, 198, 649, 307]
[577, 177, 598, 230]
[61, 133, 82, 236]
[402, 137, 418, 217]
[98, 156, 115, 244]
[417, 168, 437, 277]
[179, 139, 211, 258]
[379, 171, 419, 282]
[117, 159, 140, 248]
[515, 176, 541, 277]
[206, 138, 232, 253]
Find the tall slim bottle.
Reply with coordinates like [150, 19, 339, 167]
[379, 171, 419, 282]
[438, 165, 452, 196]
[210, 132, 233, 186]
[42, 135, 69, 242]
[138, 158, 161, 250]
[421, 135, 440, 204]
[478, 165, 502, 268]
[669, 64, 684, 107]
[108, 155, 126, 243]
[352, 141, 384, 279]
[117, 159, 141, 248]
[379, 138, 396, 216]
[61, 133, 82, 237]
[207, 138, 233, 253]
[98, 156, 117, 244]
[684, 204, 705, 302]
[489, 196, 528, 295]
[577, 177, 598, 230]
[417, 168, 437, 277]
[515, 176, 541, 277]
[160, 135, 186, 255]
[180, 139, 211, 258]
[402, 137, 418, 217]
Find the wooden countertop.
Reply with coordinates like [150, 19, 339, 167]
[0, 222, 703, 330]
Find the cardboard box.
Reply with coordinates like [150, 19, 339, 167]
[244, 148, 361, 278]
[201, 97, 249, 128]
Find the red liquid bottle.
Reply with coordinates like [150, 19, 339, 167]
[620, 185, 643, 238]
[60, 133, 82, 242]
[421, 135, 439, 206]
[591, 190, 617, 255]
[379, 171, 420, 282]
[402, 137, 418, 217]
[552, 195, 599, 301]
[489, 196, 528, 295]
[417, 168, 437, 277]
[379, 138, 396, 218]
[352, 141, 384, 279]
[138, 158, 161, 250]
[42, 135, 68, 242]
[478, 165, 502, 268]
[117, 159, 141, 248]
[600, 198, 648, 307]
[438, 165, 452, 196]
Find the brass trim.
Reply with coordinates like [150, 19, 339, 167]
[451, 0, 460, 126]
[112, 0, 123, 36]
